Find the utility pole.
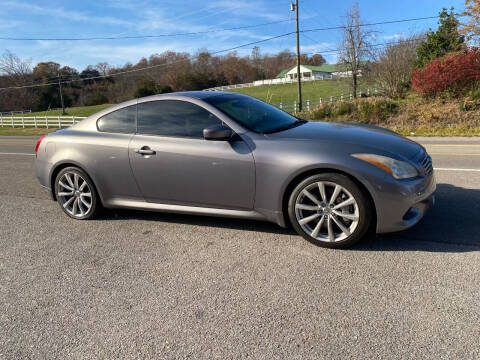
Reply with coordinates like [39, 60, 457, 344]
[57, 75, 65, 115]
[291, 0, 302, 111]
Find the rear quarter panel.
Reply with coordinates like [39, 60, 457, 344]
[37, 130, 143, 205]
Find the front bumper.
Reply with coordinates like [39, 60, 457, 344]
[375, 172, 436, 234]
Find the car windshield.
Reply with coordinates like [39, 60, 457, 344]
[203, 94, 305, 134]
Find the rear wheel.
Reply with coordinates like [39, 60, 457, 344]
[288, 173, 372, 249]
[54, 167, 99, 220]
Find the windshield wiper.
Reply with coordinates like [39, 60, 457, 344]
[265, 119, 308, 134]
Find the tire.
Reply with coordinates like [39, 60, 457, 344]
[288, 173, 372, 249]
[54, 166, 100, 220]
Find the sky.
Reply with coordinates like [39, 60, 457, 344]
[0, 0, 467, 71]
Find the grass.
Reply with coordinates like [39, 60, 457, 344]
[231, 79, 372, 104]
[0, 127, 60, 136]
[24, 104, 112, 117]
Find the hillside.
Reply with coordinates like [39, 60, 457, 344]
[23, 104, 113, 118]
[3, 87, 479, 137]
[230, 78, 372, 104]
[8, 79, 372, 119]
[301, 93, 480, 136]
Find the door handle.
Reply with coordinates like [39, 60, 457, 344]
[135, 146, 156, 155]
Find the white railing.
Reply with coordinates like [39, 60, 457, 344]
[0, 116, 87, 128]
[203, 76, 333, 91]
[0, 109, 32, 116]
[275, 88, 379, 114]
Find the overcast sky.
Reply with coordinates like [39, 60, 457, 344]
[0, 0, 466, 71]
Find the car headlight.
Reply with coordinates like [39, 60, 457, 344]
[352, 153, 419, 179]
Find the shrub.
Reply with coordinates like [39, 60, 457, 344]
[356, 100, 398, 123]
[134, 78, 157, 98]
[308, 99, 398, 123]
[334, 102, 353, 116]
[467, 85, 480, 101]
[412, 49, 480, 96]
[311, 104, 333, 119]
[85, 93, 108, 106]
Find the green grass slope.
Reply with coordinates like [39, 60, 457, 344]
[230, 79, 372, 104]
[23, 104, 113, 118]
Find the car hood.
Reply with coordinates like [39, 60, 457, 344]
[268, 121, 423, 160]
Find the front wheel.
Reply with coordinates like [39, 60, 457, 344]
[288, 173, 372, 249]
[54, 167, 100, 220]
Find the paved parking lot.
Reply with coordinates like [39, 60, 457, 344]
[1, 136, 479, 359]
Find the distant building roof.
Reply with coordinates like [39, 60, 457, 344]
[275, 64, 348, 78]
[275, 69, 290, 79]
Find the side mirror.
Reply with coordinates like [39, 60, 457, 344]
[203, 124, 233, 141]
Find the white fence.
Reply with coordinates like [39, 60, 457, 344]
[0, 88, 379, 128]
[275, 88, 379, 114]
[0, 116, 86, 128]
[0, 109, 32, 116]
[204, 76, 333, 92]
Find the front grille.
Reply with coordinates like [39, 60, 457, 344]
[419, 153, 433, 175]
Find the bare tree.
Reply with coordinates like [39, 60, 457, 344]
[338, 2, 373, 98]
[95, 62, 111, 77]
[0, 51, 34, 111]
[0, 50, 31, 81]
[373, 36, 423, 98]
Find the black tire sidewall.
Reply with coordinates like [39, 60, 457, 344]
[54, 167, 99, 220]
[288, 173, 371, 249]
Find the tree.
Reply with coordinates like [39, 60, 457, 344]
[134, 78, 157, 98]
[250, 46, 265, 80]
[0, 51, 33, 111]
[415, 8, 466, 68]
[308, 54, 326, 66]
[80, 66, 101, 85]
[338, 1, 373, 98]
[95, 62, 111, 78]
[33, 62, 60, 82]
[0, 50, 31, 80]
[373, 36, 422, 98]
[461, 0, 480, 41]
[299, 53, 327, 66]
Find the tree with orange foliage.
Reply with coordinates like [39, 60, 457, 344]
[462, 0, 480, 41]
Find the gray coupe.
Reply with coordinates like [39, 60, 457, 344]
[35, 91, 436, 248]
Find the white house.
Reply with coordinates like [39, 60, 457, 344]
[275, 64, 360, 80]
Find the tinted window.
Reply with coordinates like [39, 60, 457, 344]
[203, 94, 302, 134]
[97, 105, 136, 133]
[137, 100, 222, 138]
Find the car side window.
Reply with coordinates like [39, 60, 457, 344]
[137, 100, 222, 138]
[97, 105, 136, 134]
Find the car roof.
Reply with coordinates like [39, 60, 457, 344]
[69, 91, 249, 132]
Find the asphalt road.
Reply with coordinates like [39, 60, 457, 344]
[0, 136, 479, 359]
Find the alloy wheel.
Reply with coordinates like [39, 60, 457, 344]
[57, 172, 93, 218]
[294, 181, 360, 242]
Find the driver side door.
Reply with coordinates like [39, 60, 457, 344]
[129, 99, 255, 210]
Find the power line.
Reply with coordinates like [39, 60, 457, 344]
[302, 37, 426, 57]
[0, 36, 427, 90]
[301, 15, 443, 33]
[301, 32, 327, 50]
[0, 19, 293, 41]
[0, 14, 447, 41]
[0, 32, 295, 91]
[0, 13, 452, 90]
